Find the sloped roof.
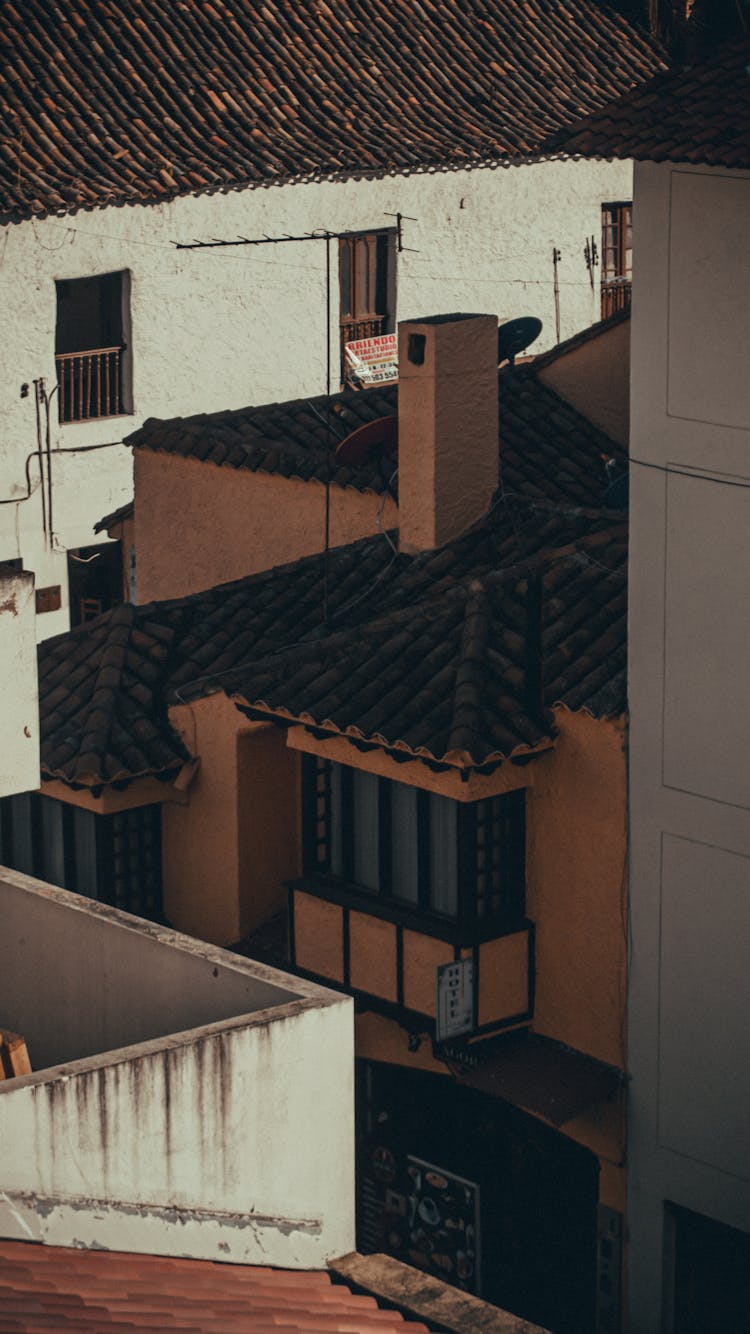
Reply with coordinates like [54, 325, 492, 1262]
[0, 1239, 434, 1333]
[39, 497, 627, 785]
[226, 519, 627, 768]
[93, 499, 135, 535]
[0, 0, 664, 223]
[545, 35, 750, 170]
[128, 363, 622, 508]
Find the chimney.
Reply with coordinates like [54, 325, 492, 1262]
[397, 313, 499, 553]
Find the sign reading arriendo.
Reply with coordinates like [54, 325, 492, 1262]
[436, 958, 475, 1041]
[344, 333, 398, 388]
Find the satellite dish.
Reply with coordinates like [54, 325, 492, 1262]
[498, 316, 543, 366]
[335, 415, 398, 466]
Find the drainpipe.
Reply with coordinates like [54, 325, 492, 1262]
[33, 378, 47, 542]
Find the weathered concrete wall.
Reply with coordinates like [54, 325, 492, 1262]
[1, 158, 631, 632]
[0, 570, 39, 796]
[0, 867, 299, 1070]
[0, 868, 355, 1267]
[627, 160, 750, 1332]
[135, 450, 397, 603]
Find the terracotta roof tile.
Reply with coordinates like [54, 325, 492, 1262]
[0, 1, 664, 223]
[0, 1240, 433, 1332]
[38, 361, 627, 784]
[545, 35, 750, 170]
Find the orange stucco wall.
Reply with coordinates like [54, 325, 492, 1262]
[293, 892, 344, 982]
[162, 699, 298, 945]
[134, 449, 398, 603]
[349, 912, 398, 1003]
[477, 930, 529, 1027]
[526, 708, 627, 1069]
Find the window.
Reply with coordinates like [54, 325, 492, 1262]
[601, 203, 632, 318]
[55, 271, 131, 423]
[303, 757, 525, 932]
[339, 231, 394, 378]
[0, 792, 162, 920]
[67, 541, 124, 626]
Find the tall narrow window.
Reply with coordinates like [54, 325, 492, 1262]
[55, 271, 132, 423]
[601, 203, 632, 318]
[339, 231, 394, 378]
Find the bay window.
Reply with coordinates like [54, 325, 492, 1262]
[302, 757, 525, 934]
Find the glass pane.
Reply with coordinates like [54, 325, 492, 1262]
[355, 237, 371, 317]
[391, 782, 419, 904]
[353, 769, 380, 892]
[10, 793, 35, 876]
[339, 239, 352, 318]
[39, 795, 66, 888]
[73, 805, 100, 899]
[330, 763, 344, 877]
[429, 794, 457, 917]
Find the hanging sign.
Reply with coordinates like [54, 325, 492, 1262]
[436, 958, 475, 1041]
[344, 333, 398, 388]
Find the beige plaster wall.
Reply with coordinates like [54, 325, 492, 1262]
[536, 317, 630, 447]
[236, 725, 301, 940]
[162, 693, 247, 944]
[135, 449, 397, 603]
[163, 702, 302, 946]
[527, 708, 627, 1070]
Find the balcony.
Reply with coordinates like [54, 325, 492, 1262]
[600, 278, 632, 320]
[56, 345, 125, 423]
[289, 875, 533, 1043]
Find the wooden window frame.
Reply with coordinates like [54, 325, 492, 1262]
[339, 230, 394, 379]
[301, 756, 526, 941]
[601, 201, 633, 319]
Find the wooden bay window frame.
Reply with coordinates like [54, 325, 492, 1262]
[300, 756, 526, 946]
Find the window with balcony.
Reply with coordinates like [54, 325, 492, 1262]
[339, 231, 394, 376]
[601, 202, 632, 318]
[302, 757, 525, 935]
[55, 271, 131, 423]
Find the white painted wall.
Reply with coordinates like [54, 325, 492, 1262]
[627, 161, 750, 1332]
[0, 570, 39, 796]
[0, 870, 355, 1267]
[0, 158, 631, 636]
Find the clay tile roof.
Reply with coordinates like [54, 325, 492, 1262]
[226, 512, 628, 768]
[127, 386, 400, 496]
[127, 364, 624, 508]
[545, 35, 750, 170]
[39, 601, 190, 788]
[94, 499, 135, 534]
[38, 359, 628, 786]
[0, 1, 665, 223]
[0, 1239, 435, 1333]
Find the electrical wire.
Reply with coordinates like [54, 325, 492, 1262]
[630, 456, 750, 489]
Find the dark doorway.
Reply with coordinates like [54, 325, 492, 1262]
[357, 1059, 599, 1334]
[670, 1204, 750, 1334]
[67, 542, 123, 626]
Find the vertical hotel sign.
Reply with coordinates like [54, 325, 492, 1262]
[344, 333, 398, 388]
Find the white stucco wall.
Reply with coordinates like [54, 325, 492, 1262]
[627, 161, 750, 1332]
[0, 870, 355, 1267]
[0, 158, 631, 636]
[0, 570, 39, 796]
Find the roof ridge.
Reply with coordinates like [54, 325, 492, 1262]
[446, 579, 491, 758]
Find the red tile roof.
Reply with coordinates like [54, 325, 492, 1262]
[545, 35, 750, 170]
[0, 1, 665, 222]
[0, 1239, 434, 1333]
